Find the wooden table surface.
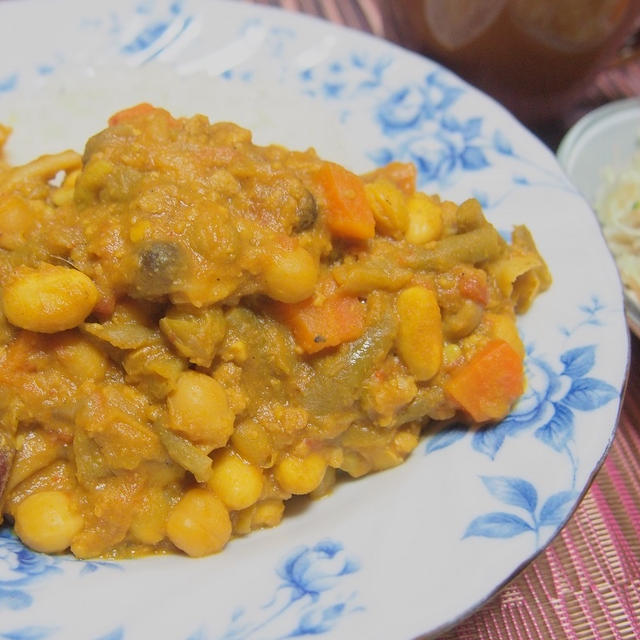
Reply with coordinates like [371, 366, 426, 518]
[243, 2, 640, 639]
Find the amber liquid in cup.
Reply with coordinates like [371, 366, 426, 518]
[387, 0, 640, 124]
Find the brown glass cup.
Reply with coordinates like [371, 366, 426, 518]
[383, 0, 640, 125]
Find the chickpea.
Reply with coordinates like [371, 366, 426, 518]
[168, 371, 235, 448]
[129, 487, 170, 545]
[365, 180, 408, 238]
[252, 499, 285, 528]
[2, 263, 98, 333]
[233, 498, 284, 536]
[405, 193, 443, 244]
[166, 488, 231, 557]
[310, 465, 336, 498]
[14, 490, 83, 553]
[207, 448, 264, 511]
[54, 332, 108, 381]
[232, 506, 254, 536]
[262, 245, 318, 303]
[230, 419, 274, 468]
[274, 452, 327, 495]
[442, 298, 483, 341]
[484, 311, 525, 358]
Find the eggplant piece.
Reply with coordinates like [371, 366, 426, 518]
[134, 241, 186, 298]
[292, 189, 317, 233]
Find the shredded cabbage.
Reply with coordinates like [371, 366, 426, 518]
[595, 150, 640, 305]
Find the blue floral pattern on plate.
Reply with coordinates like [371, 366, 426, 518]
[290, 48, 573, 202]
[0, 0, 629, 638]
[0, 530, 120, 639]
[425, 298, 619, 547]
[0, 530, 63, 612]
[216, 540, 361, 640]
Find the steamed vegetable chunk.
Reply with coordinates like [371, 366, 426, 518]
[0, 105, 550, 558]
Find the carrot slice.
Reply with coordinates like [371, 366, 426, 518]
[445, 339, 524, 422]
[318, 162, 375, 240]
[108, 103, 158, 126]
[274, 283, 366, 354]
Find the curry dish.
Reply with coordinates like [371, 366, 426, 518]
[0, 105, 550, 558]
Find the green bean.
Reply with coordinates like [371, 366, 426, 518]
[406, 225, 504, 271]
[333, 256, 413, 296]
[455, 198, 486, 232]
[303, 296, 396, 415]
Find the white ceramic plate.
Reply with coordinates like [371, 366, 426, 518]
[0, 1, 630, 638]
[557, 98, 640, 337]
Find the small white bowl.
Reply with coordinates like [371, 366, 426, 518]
[558, 98, 640, 337]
